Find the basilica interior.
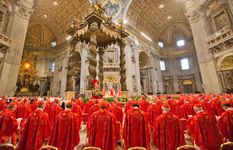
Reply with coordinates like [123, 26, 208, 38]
[0, 0, 233, 97]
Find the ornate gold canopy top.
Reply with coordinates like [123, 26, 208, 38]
[67, 3, 129, 47]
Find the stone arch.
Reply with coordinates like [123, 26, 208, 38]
[139, 51, 153, 94]
[139, 51, 151, 68]
[216, 52, 233, 71]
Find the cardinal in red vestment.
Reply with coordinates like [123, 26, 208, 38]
[44, 99, 62, 128]
[147, 102, 162, 128]
[110, 103, 123, 125]
[18, 101, 51, 150]
[210, 96, 224, 116]
[123, 103, 149, 149]
[0, 103, 18, 144]
[83, 99, 95, 123]
[16, 99, 32, 119]
[187, 103, 222, 150]
[217, 101, 233, 142]
[179, 99, 195, 119]
[153, 103, 184, 150]
[139, 96, 150, 112]
[167, 98, 179, 116]
[88, 101, 118, 150]
[73, 98, 84, 110]
[49, 101, 81, 150]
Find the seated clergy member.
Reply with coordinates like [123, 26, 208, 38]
[49, 101, 81, 150]
[88, 101, 118, 150]
[123, 103, 149, 149]
[18, 101, 51, 150]
[0, 102, 18, 144]
[218, 100, 233, 142]
[153, 103, 184, 150]
[187, 103, 222, 150]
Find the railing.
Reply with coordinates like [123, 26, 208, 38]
[208, 26, 233, 52]
[208, 26, 233, 45]
[0, 32, 11, 48]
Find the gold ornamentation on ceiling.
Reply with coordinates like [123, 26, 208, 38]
[221, 55, 233, 69]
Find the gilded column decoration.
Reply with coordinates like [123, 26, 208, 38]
[98, 47, 104, 89]
[119, 40, 127, 91]
[88, 23, 98, 89]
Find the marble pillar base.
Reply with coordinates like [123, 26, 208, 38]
[64, 91, 76, 101]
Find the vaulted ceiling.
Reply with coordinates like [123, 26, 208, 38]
[26, 0, 190, 47]
[126, 0, 188, 41]
[29, 0, 90, 39]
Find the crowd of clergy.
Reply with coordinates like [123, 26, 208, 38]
[0, 94, 232, 150]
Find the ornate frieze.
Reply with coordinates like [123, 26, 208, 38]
[16, 0, 34, 19]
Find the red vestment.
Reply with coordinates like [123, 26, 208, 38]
[139, 99, 150, 112]
[88, 109, 117, 150]
[16, 101, 32, 119]
[110, 103, 123, 125]
[18, 109, 51, 150]
[217, 109, 233, 141]
[147, 103, 162, 127]
[210, 98, 224, 116]
[0, 109, 18, 142]
[167, 100, 179, 115]
[179, 102, 195, 119]
[30, 101, 38, 111]
[75, 99, 84, 110]
[187, 112, 222, 150]
[123, 108, 149, 149]
[49, 110, 81, 150]
[83, 100, 95, 122]
[71, 103, 83, 127]
[154, 112, 184, 150]
[44, 102, 62, 128]
[124, 100, 138, 114]
[0, 100, 7, 111]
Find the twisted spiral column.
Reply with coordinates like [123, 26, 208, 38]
[119, 40, 127, 91]
[98, 47, 104, 89]
[88, 32, 97, 89]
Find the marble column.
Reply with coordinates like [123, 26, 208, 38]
[119, 40, 127, 91]
[186, 7, 222, 93]
[98, 47, 104, 89]
[88, 23, 98, 89]
[0, 0, 34, 96]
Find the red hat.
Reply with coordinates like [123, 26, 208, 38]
[37, 101, 44, 107]
[194, 103, 202, 108]
[162, 103, 170, 109]
[66, 101, 73, 108]
[92, 79, 99, 86]
[99, 101, 108, 108]
[8, 102, 17, 108]
[222, 100, 231, 106]
[54, 99, 59, 103]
